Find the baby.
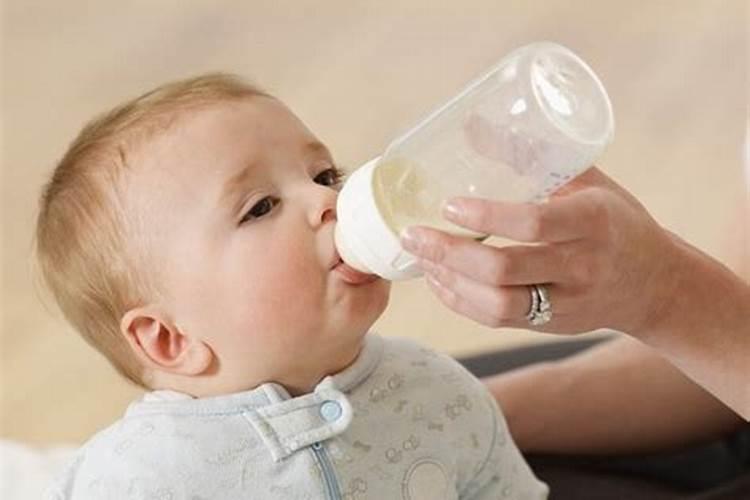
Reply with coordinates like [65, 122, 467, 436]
[40, 73, 548, 499]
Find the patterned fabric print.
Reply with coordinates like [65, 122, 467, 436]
[327, 337, 547, 500]
[45, 335, 548, 499]
[48, 409, 326, 499]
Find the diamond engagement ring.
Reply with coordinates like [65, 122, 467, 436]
[526, 284, 553, 326]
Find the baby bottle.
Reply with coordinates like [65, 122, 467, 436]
[335, 42, 615, 280]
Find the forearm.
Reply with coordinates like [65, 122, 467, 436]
[485, 336, 744, 454]
[636, 232, 750, 419]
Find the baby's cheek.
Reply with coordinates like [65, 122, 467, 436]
[249, 255, 326, 319]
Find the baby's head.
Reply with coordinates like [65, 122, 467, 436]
[36, 73, 390, 396]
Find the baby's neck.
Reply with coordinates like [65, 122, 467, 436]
[281, 349, 360, 397]
[149, 336, 366, 399]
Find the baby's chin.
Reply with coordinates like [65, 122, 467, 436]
[328, 293, 388, 350]
[340, 280, 390, 330]
[333, 315, 379, 346]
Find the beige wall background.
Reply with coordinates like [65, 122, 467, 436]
[1, 1, 747, 446]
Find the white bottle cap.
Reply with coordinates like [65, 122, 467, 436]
[335, 158, 423, 281]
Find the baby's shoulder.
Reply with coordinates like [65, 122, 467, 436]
[45, 417, 151, 499]
[372, 336, 498, 419]
[379, 336, 486, 391]
[349, 336, 506, 494]
[47, 410, 261, 499]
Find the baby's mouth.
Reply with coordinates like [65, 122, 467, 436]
[331, 255, 379, 285]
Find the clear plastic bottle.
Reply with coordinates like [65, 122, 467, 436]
[335, 42, 615, 280]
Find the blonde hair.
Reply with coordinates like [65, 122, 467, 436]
[35, 73, 270, 387]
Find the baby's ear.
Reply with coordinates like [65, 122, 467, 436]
[120, 307, 213, 376]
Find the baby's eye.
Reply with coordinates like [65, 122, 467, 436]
[240, 196, 279, 224]
[314, 167, 345, 189]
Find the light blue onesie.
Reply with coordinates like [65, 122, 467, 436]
[47, 334, 548, 499]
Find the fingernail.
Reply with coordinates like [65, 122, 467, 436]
[425, 272, 443, 289]
[443, 201, 463, 222]
[400, 228, 422, 253]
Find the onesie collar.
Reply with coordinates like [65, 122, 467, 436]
[125, 333, 384, 461]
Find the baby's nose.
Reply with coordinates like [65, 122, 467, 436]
[308, 189, 338, 227]
[319, 206, 336, 225]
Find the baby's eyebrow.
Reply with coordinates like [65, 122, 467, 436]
[220, 162, 258, 212]
[219, 141, 333, 211]
[304, 140, 333, 160]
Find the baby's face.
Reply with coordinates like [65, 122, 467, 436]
[128, 97, 390, 393]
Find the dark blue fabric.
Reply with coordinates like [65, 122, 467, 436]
[457, 339, 750, 499]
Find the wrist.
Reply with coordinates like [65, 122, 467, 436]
[626, 230, 750, 416]
[635, 230, 748, 341]
[628, 230, 699, 340]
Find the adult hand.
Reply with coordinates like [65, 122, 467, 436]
[400, 167, 680, 336]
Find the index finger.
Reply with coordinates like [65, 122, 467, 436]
[443, 188, 607, 243]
